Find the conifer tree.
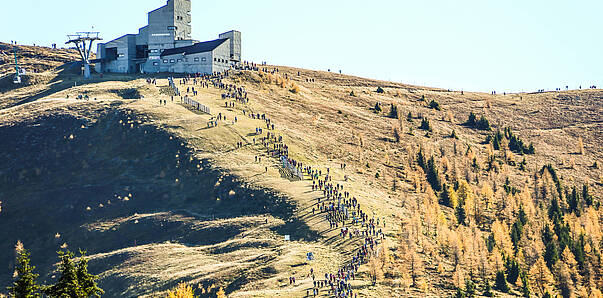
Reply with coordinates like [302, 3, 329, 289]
[389, 104, 398, 118]
[495, 270, 510, 293]
[521, 271, 531, 298]
[42, 250, 103, 298]
[483, 280, 493, 297]
[8, 242, 40, 298]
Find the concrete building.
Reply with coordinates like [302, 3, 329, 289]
[95, 0, 241, 74]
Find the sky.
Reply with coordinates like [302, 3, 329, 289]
[1, 0, 601, 92]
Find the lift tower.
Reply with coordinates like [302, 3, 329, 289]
[12, 43, 22, 84]
[66, 32, 102, 79]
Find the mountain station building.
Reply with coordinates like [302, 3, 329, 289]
[94, 0, 241, 74]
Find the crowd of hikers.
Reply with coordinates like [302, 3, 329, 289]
[150, 66, 386, 297]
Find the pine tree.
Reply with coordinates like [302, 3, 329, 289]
[505, 257, 520, 284]
[374, 102, 382, 112]
[426, 156, 442, 192]
[42, 251, 81, 297]
[456, 204, 466, 226]
[8, 242, 40, 298]
[42, 250, 103, 298]
[543, 241, 559, 269]
[521, 271, 531, 298]
[465, 280, 476, 298]
[467, 112, 477, 127]
[419, 117, 432, 132]
[75, 251, 103, 298]
[495, 270, 510, 293]
[389, 104, 398, 118]
[483, 281, 494, 297]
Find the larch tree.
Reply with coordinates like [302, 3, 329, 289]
[561, 247, 582, 288]
[530, 257, 555, 296]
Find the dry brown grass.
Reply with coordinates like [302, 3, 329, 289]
[1, 57, 602, 297]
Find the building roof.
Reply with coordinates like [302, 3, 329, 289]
[160, 39, 228, 57]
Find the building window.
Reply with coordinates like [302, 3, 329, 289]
[185, 58, 189, 62]
[153, 62, 159, 66]
[150, 49, 159, 53]
[163, 59, 168, 63]
[167, 26, 177, 31]
[194, 57, 199, 62]
[201, 57, 206, 62]
[214, 58, 217, 62]
[177, 59, 182, 62]
[117, 53, 125, 58]
[170, 59, 175, 63]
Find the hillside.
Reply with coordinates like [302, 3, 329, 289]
[0, 46, 601, 297]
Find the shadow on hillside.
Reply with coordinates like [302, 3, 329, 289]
[0, 107, 318, 296]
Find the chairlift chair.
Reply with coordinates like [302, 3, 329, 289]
[13, 75, 21, 84]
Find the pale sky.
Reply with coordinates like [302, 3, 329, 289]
[2, 0, 601, 92]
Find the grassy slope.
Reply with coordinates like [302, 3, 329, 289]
[0, 55, 601, 297]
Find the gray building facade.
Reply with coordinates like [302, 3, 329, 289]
[95, 0, 241, 74]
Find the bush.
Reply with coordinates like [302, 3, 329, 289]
[376, 87, 385, 93]
[374, 102, 382, 113]
[428, 100, 441, 110]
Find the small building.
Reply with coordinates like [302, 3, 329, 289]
[95, 0, 241, 74]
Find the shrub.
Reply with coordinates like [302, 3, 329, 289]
[428, 100, 441, 110]
[374, 102, 382, 113]
[407, 112, 413, 122]
[290, 83, 300, 94]
[376, 87, 385, 93]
